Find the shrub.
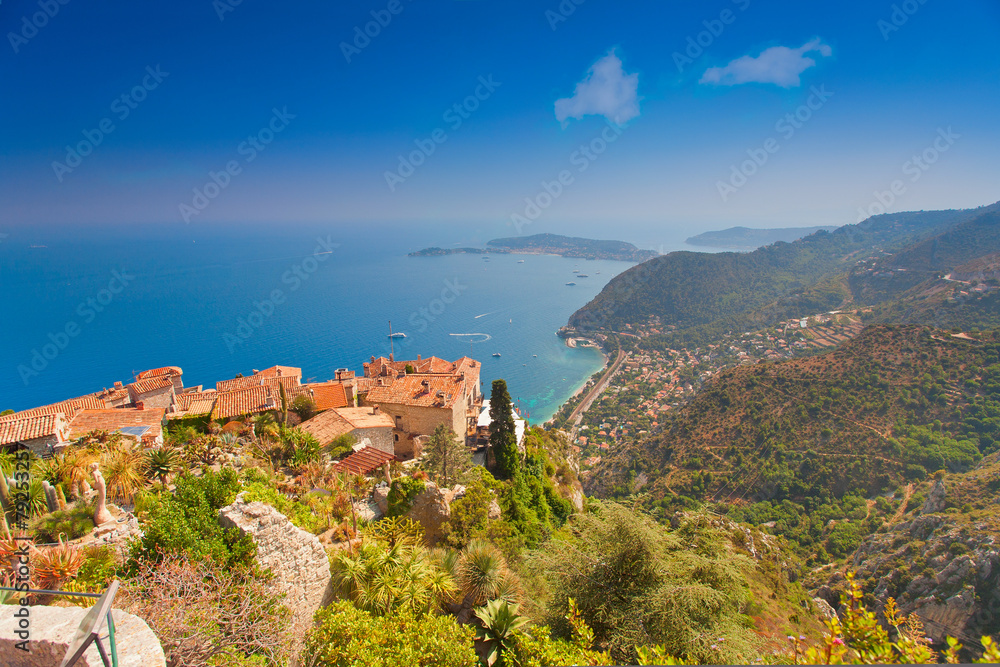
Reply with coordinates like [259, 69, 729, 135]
[387, 477, 425, 517]
[31, 502, 94, 543]
[119, 554, 291, 667]
[303, 601, 478, 667]
[127, 469, 254, 569]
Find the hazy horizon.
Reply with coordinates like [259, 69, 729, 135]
[1, 1, 997, 235]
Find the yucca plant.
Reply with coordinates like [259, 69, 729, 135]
[143, 447, 183, 486]
[458, 539, 519, 606]
[473, 598, 530, 667]
[50, 451, 96, 499]
[101, 446, 146, 504]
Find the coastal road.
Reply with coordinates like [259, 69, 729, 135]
[568, 347, 626, 437]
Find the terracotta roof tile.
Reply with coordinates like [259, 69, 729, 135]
[0, 396, 110, 423]
[365, 374, 464, 409]
[255, 365, 302, 379]
[129, 376, 174, 395]
[332, 446, 397, 476]
[213, 386, 275, 420]
[0, 413, 68, 446]
[135, 366, 182, 380]
[216, 376, 264, 393]
[304, 382, 349, 411]
[68, 409, 165, 443]
[298, 407, 392, 445]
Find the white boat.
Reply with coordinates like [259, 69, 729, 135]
[566, 282, 576, 286]
[388, 332, 406, 339]
[517, 260, 525, 263]
[492, 352, 501, 357]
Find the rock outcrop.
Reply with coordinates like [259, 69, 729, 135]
[219, 493, 333, 633]
[833, 478, 1000, 647]
[0, 606, 165, 666]
[404, 482, 453, 546]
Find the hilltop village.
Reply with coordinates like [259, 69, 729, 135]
[0, 354, 528, 464]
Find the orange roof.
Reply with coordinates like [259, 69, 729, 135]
[213, 386, 275, 420]
[68, 409, 165, 442]
[95, 387, 130, 402]
[332, 446, 397, 476]
[174, 390, 216, 411]
[0, 395, 110, 423]
[365, 374, 463, 409]
[259, 376, 302, 396]
[298, 407, 392, 445]
[129, 376, 174, 395]
[0, 413, 69, 445]
[216, 376, 263, 392]
[255, 365, 302, 379]
[305, 382, 349, 411]
[135, 366, 182, 380]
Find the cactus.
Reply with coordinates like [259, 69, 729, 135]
[0, 475, 10, 514]
[42, 480, 59, 514]
[55, 484, 68, 511]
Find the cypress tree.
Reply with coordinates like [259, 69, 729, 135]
[489, 379, 519, 479]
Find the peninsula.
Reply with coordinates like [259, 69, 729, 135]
[410, 233, 658, 262]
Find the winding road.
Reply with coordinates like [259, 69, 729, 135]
[568, 347, 626, 437]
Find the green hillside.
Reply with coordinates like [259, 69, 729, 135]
[569, 205, 998, 341]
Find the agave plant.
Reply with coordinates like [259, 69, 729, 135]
[474, 598, 530, 667]
[143, 447, 183, 486]
[32, 536, 86, 590]
[331, 540, 456, 616]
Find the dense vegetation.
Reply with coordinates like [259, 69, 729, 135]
[592, 326, 1000, 538]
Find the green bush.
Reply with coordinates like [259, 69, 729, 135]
[127, 469, 254, 569]
[387, 477, 425, 517]
[303, 601, 478, 667]
[242, 481, 326, 534]
[31, 502, 95, 543]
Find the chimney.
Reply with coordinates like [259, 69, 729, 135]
[389, 353, 394, 362]
[372, 405, 379, 415]
[114, 381, 123, 389]
[421, 379, 430, 393]
[135, 401, 144, 410]
[417, 354, 422, 362]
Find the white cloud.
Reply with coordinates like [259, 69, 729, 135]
[700, 38, 832, 88]
[555, 50, 640, 125]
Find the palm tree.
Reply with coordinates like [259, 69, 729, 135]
[474, 599, 530, 667]
[143, 447, 183, 486]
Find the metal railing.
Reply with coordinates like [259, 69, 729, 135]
[1, 582, 119, 667]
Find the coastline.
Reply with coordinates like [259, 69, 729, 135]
[540, 335, 611, 427]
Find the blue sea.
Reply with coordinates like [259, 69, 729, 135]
[0, 222, 668, 423]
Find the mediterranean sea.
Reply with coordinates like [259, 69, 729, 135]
[0, 222, 677, 423]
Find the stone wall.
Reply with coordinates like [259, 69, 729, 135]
[371, 402, 465, 445]
[218, 493, 333, 634]
[0, 606, 165, 667]
[354, 425, 393, 455]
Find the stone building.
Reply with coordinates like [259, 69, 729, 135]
[297, 406, 394, 454]
[362, 357, 483, 458]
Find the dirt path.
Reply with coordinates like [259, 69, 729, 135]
[890, 483, 914, 525]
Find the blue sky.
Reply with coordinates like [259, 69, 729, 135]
[1, 0, 998, 237]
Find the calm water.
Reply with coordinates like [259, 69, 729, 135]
[0, 222, 645, 423]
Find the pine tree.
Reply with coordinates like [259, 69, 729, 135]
[489, 379, 519, 480]
[424, 424, 472, 487]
